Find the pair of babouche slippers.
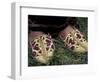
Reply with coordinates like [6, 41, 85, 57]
[29, 25, 88, 64]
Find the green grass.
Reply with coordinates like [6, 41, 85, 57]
[28, 17, 88, 66]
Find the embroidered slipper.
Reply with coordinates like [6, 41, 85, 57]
[29, 31, 55, 64]
[59, 25, 88, 53]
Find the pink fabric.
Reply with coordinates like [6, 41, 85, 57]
[59, 25, 74, 40]
[29, 31, 44, 39]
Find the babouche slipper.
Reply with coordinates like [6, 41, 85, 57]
[59, 25, 88, 53]
[29, 31, 55, 64]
